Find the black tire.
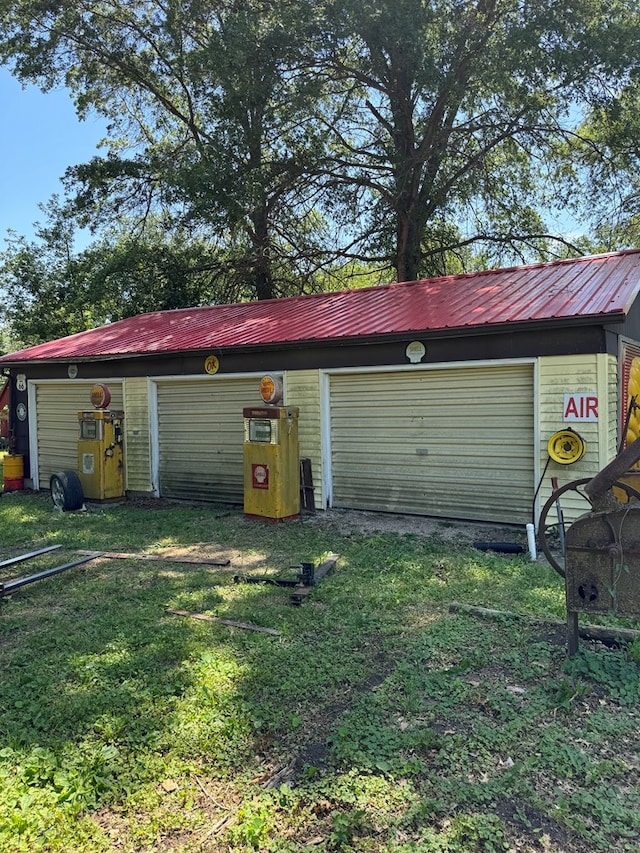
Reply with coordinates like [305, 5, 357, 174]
[50, 470, 84, 512]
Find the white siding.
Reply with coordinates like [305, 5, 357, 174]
[537, 354, 617, 523]
[285, 370, 324, 508]
[31, 381, 123, 489]
[155, 377, 257, 503]
[328, 364, 534, 524]
[123, 377, 153, 494]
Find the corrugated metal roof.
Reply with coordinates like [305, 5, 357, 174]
[2, 249, 640, 363]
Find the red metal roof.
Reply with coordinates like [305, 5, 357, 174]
[2, 250, 640, 363]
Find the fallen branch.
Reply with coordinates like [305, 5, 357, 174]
[261, 761, 296, 790]
[449, 602, 640, 645]
[165, 608, 280, 636]
[191, 774, 229, 810]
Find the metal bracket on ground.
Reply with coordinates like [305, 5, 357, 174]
[233, 553, 339, 605]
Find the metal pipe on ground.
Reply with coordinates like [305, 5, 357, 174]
[1, 553, 104, 597]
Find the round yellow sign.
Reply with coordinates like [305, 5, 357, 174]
[204, 354, 220, 375]
[90, 384, 111, 409]
[260, 374, 283, 404]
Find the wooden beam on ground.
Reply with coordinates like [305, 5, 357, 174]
[449, 602, 640, 645]
[165, 609, 281, 636]
[77, 550, 230, 566]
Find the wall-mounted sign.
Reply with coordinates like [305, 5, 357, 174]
[405, 341, 426, 363]
[204, 354, 220, 375]
[16, 402, 27, 421]
[68, 364, 78, 379]
[563, 393, 598, 422]
[16, 373, 26, 392]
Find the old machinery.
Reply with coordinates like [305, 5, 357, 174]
[77, 407, 125, 501]
[538, 438, 640, 654]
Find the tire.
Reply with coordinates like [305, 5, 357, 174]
[50, 470, 84, 512]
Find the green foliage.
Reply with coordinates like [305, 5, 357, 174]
[0, 207, 272, 346]
[565, 647, 640, 705]
[0, 0, 335, 303]
[0, 0, 639, 325]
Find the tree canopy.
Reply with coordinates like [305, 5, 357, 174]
[1, 0, 640, 342]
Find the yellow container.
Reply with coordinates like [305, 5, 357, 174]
[3, 454, 24, 491]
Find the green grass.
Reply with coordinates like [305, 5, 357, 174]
[1, 493, 639, 852]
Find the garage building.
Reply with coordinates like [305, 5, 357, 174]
[3, 249, 640, 526]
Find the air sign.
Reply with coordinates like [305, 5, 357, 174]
[563, 393, 598, 422]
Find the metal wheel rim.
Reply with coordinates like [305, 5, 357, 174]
[537, 478, 640, 577]
[51, 477, 66, 509]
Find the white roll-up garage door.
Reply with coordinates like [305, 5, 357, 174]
[329, 364, 534, 523]
[34, 381, 124, 488]
[155, 377, 257, 503]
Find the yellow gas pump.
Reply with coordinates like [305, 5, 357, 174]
[77, 384, 125, 501]
[243, 401, 300, 520]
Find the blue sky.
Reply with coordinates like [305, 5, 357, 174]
[0, 66, 107, 247]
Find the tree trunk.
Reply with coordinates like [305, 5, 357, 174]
[395, 208, 423, 282]
[250, 206, 275, 300]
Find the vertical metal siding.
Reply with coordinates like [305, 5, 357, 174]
[284, 370, 324, 508]
[329, 365, 534, 523]
[155, 378, 256, 503]
[35, 382, 124, 487]
[123, 377, 153, 493]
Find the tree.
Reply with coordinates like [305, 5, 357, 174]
[555, 84, 640, 253]
[316, 0, 640, 280]
[0, 203, 234, 346]
[0, 0, 331, 301]
[2, 0, 640, 300]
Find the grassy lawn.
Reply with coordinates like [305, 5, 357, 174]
[1, 493, 640, 853]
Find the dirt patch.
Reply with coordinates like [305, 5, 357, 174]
[121, 492, 530, 548]
[496, 797, 586, 853]
[303, 507, 530, 549]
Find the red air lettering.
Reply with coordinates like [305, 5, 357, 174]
[563, 393, 599, 422]
[564, 397, 580, 419]
[585, 396, 598, 419]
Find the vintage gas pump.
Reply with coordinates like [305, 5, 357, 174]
[77, 384, 125, 501]
[243, 375, 300, 520]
